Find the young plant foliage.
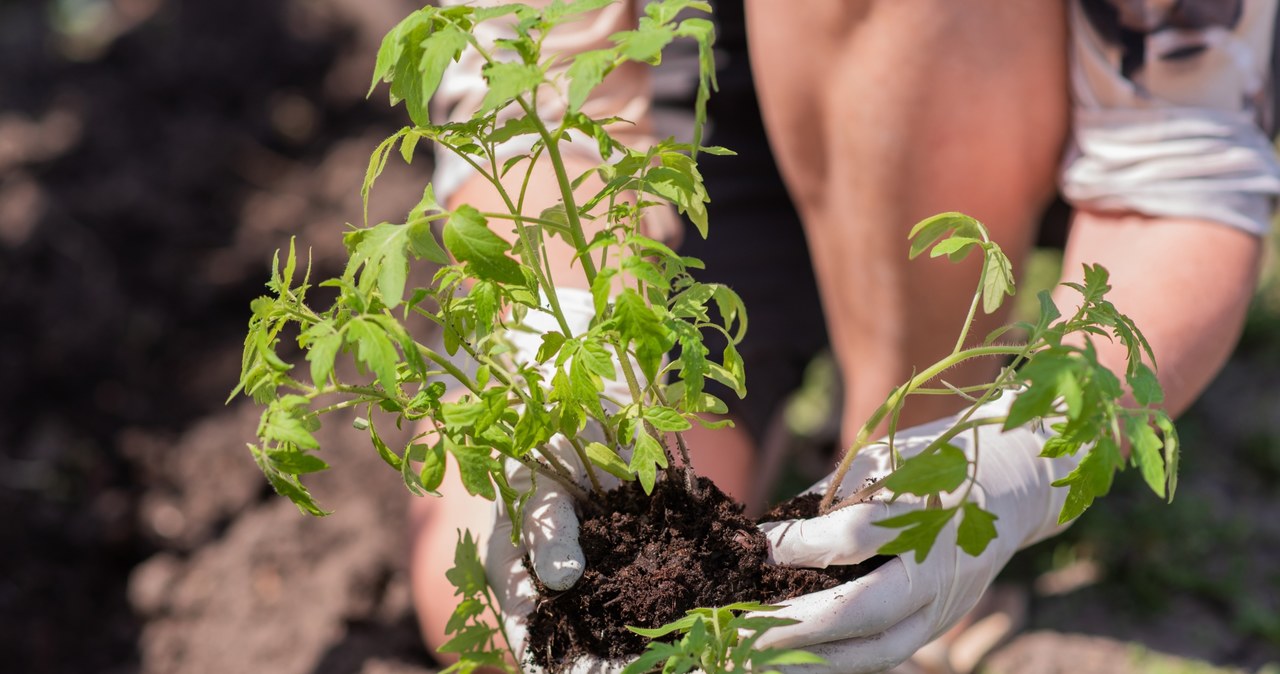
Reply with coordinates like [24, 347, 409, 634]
[821, 213, 1179, 564]
[236, 0, 1179, 670]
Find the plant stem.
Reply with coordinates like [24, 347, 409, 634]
[566, 435, 605, 496]
[819, 344, 1023, 512]
[479, 577, 521, 674]
[515, 452, 592, 504]
[479, 211, 574, 237]
[611, 337, 683, 484]
[652, 387, 698, 492]
[951, 234, 993, 353]
[520, 99, 598, 285]
[829, 415, 1008, 511]
[418, 346, 483, 396]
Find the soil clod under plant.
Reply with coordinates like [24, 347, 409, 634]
[525, 478, 890, 671]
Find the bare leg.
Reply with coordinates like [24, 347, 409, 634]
[745, 0, 1070, 446]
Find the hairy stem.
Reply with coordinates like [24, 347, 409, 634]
[829, 415, 1008, 511]
[819, 344, 1023, 512]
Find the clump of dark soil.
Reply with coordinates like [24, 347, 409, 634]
[526, 477, 888, 671]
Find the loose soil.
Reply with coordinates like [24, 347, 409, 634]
[526, 478, 887, 671]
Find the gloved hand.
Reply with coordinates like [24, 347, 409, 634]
[482, 287, 631, 673]
[754, 395, 1080, 674]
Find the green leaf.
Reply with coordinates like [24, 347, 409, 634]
[442, 206, 525, 285]
[566, 49, 614, 113]
[479, 62, 543, 114]
[486, 115, 541, 144]
[622, 644, 684, 674]
[404, 23, 469, 126]
[263, 468, 329, 516]
[407, 219, 450, 266]
[928, 236, 981, 261]
[647, 0, 713, 23]
[1127, 419, 1166, 499]
[442, 399, 488, 428]
[591, 267, 617, 317]
[1034, 289, 1061, 334]
[721, 342, 746, 397]
[668, 322, 709, 408]
[401, 438, 424, 495]
[304, 326, 342, 386]
[369, 11, 420, 96]
[586, 441, 634, 481]
[513, 406, 554, 457]
[1128, 362, 1163, 406]
[956, 502, 998, 556]
[882, 444, 968, 496]
[643, 406, 692, 432]
[419, 441, 446, 494]
[445, 529, 488, 596]
[627, 614, 700, 639]
[1052, 436, 1124, 523]
[347, 221, 414, 307]
[750, 649, 827, 667]
[270, 451, 329, 475]
[1005, 352, 1077, 429]
[622, 255, 670, 291]
[674, 14, 717, 152]
[1157, 414, 1179, 501]
[345, 318, 400, 393]
[578, 339, 617, 379]
[569, 356, 605, 415]
[875, 507, 955, 563]
[453, 445, 499, 500]
[612, 289, 672, 383]
[550, 0, 616, 19]
[981, 242, 1016, 314]
[711, 285, 747, 343]
[630, 428, 668, 495]
[670, 283, 715, 321]
[445, 597, 485, 635]
[643, 161, 709, 237]
[263, 408, 320, 450]
[280, 237, 299, 290]
[536, 332, 566, 363]
[439, 622, 498, 657]
[907, 212, 984, 260]
[369, 419, 402, 471]
[611, 20, 675, 63]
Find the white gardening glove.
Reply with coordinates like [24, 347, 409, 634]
[754, 394, 1080, 674]
[483, 287, 633, 673]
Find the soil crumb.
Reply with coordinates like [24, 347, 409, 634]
[525, 478, 889, 671]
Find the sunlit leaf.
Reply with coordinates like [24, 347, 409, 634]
[956, 502, 998, 556]
[881, 444, 968, 496]
[875, 507, 955, 563]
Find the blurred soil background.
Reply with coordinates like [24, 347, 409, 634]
[0, 1, 1277, 673]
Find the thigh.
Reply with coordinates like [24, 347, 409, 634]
[745, 0, 1071, 437]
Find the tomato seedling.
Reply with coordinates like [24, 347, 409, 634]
[234, 1, 1177, 671]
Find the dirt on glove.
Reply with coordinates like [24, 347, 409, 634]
[524, 477, 889, 672]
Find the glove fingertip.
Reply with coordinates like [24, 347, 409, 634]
[759, 519, 814, 566]
[533, 539, 585, 591]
